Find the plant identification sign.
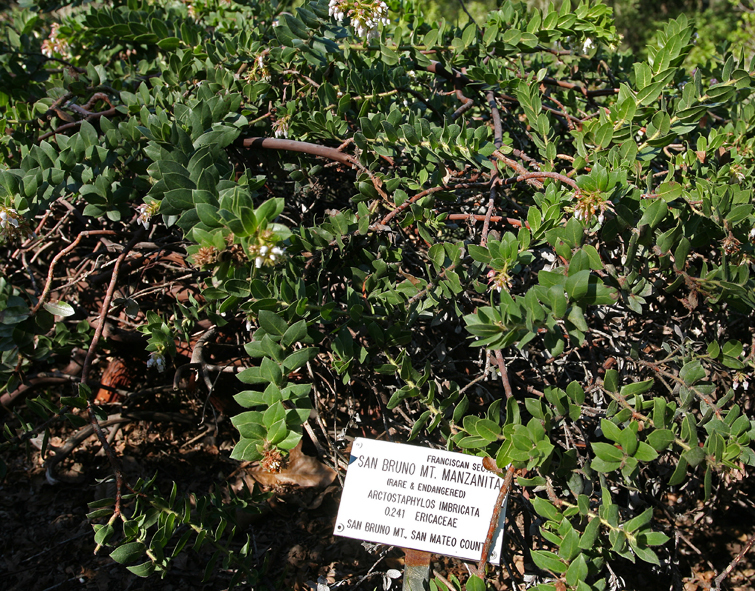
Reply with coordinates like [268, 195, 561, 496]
[334, 438, 507, 563]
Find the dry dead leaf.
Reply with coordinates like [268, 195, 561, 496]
[248, 442, 336, 488]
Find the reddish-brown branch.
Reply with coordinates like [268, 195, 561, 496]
[713, 533, 755, 590]
[379, 182, 491, 226]
[493, 350, 513, 399]
[0, 374, 79, 410]
[38, 107, 118, 142]
[474, 460, 516, 576]
[243, 136, 360, 167]
[480, 175, 498, 247]
[492, 150, 544, 189]
[80, 229, 143, 515]
[30, 230, 116, 315]
[542, 76, 619, 98]
[514, 170, 579, 190]
[242, 136, 388, 200]
[446, 214, 528, 228]
[486, 91, 503, 149]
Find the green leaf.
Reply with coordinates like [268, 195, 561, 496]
[530, 550, 567, 574]
[591, 442, 625, 463]
[258, 310, 288, 337]
[127, 561, 156, 577]
[532, 497, 563, 522]
[465, 574, 485, 591]
[646, 429, 675, 451]
[604, 369, 619, 393]
[110, 542, 146, 564]
[281, 320, 309, 348]
[600, 419, 622, 442]
[579, 517, 600, 549]
[566, 553, 589, 586]
[679, 361, 706, 385]
[620, 379, 654, 397]
[282, 347, 319, 372]
[623, 507, 653, 532]
[475, 418, 501, 442]
[633, 441, 659, 461]
[629, 538, 660, 565]
[43, 301, 75, 317]
[637, 200, 667, 229]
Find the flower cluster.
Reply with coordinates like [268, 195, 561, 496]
[0, 206, 33, 243]
[243, 53, 271, 82]
[136, 201, 160, 229]
[733, 371, 750, 391]
[573, 191, 613, 225]
[41, 23, 71, 59]
[329, 0, 390, 41]
[147, 352, 166, 373]
[248, 229, 286, 269]
[272, 115, 291, 139]
[487, 268, 512, 293]
[192, 246, 218, 268]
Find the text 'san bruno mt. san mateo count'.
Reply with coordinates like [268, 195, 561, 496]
[334, 439, 507, 563]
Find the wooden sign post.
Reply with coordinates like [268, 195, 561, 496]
[334, 438, 514, 589]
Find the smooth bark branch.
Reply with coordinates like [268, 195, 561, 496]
[243, 136, 360, 168]
[31, 230, 117, 316]
[243, 136, 389, 200]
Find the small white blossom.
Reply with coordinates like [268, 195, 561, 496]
[41, 23, 71, 59]
[749, 227, 755, 240]
[147, 352, 166, 373]
[582, 38, 594, 53]
[136, 201, 160, 229]
[273, 116, 290, 138]
[329, 0, 390, 41]
[733, 371, 750, 391]
[0, 206, 33, 242]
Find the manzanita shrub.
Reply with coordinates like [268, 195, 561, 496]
[1, 0, 754, 588]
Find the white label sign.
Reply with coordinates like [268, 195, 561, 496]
[334, 438, 507, 563]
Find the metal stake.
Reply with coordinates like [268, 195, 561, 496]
[402, 548, 431, 591]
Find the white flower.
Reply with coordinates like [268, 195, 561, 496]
[147, 352, 166, 373]
[273, 116, 290, 138]
[0, 209, 18, 228]
[749, 227, 755, 240]
[582, 38, 594, 53]
[41, 23, 71, 59]
[0, 206, 32, 242]
[136, 201, 160, 229]
[329, 0, 389, 40]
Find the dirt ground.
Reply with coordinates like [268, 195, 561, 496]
[2, 390, 754, 591]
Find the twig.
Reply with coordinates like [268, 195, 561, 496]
[242, 136, 388, 201]
[38, 106, 118, 142]
[80, 229, 143, 515]
[713, 533, 755, 590]
[492, 350, 513, 399]
[486, 91, 503, 149]
[380, 181, 491, 226]
[480, 174, 498, 247]
[30, 230, 117, 315]
[474, 460, 516, 576]
[446, 213, 527, 227]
